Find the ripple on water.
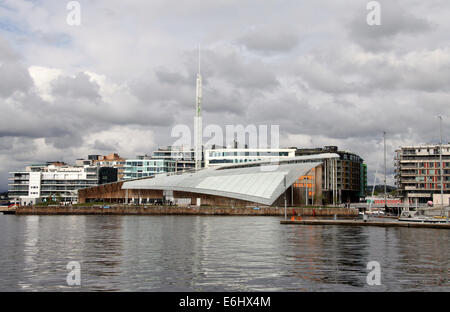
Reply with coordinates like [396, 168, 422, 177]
[0, 215, 448, 291]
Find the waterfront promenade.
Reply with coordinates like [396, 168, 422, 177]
[13, 205, 357, 216]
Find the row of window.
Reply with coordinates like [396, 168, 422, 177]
[208, 152, 291, 157]
[340, 154, 361, 162]
[415, 176, 450, 182]
[417, 162, 450, 168]
[124, 173, 158, 179]
[209, 158, 263, 164]
[415, 169, 450, 175]
[415, 184, 450, 189]
[403, 147, 450, 154]
[124, 167, 176, 173]
[125, 163, 176, 168]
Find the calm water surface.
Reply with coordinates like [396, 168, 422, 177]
[0, 215, 448, 291]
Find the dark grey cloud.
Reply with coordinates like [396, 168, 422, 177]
[237, 26, 300, 55]
[44, 133, 84, 149]
[0, 37, 33, 97]
[0, 36, 19, 62]
[348, 0, 434, 51]
[51, 72, 101, 100]
[184, 49, 279, 91]
[288, 46, 450, 95]
[155, 67, 192, 85]
[203, 88, 246, 115]
[91, 139, 119, 152]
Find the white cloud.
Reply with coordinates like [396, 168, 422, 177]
[28, 66, 62, 102]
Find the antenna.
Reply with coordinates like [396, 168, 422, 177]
[194, 45, 203, 171]
[199, 45, 201, 74]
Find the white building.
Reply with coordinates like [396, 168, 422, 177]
[204, 148, 296, 167]
[123, 156, 176, 180]
[151, 146, 197, 172]
[8, 163, 99, 205]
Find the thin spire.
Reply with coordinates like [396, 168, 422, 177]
[198, 45, 201, 74]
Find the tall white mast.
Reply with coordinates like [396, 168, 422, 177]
[438, 115, 444, 209]
[384, 131, 387, 208]
[194, 46, 203, 171]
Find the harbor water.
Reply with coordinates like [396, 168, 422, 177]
[0, 215, 448, 291]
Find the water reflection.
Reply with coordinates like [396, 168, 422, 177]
[0, 215, 448, 291]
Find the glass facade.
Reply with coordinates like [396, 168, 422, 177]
[208, 151, 290, 157]
[205, 149, 296, 167]
[123, 159, 176, 179]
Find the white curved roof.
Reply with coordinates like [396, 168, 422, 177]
[122, 160, 325, 206]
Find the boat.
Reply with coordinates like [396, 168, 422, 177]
[398, 210, 449, 224]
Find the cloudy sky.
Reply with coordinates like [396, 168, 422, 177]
[1, 0, 450, 191]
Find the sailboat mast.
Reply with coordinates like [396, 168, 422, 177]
[384, 131, 387, 208]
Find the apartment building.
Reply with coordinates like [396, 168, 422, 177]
[151, 146, 197, 172]
[77, 153, 125, 180]
[8, 162, 101, 204]
[395, 144, 450, 204]
[295, 146, 366, 203]
[123, 155, 176, 180]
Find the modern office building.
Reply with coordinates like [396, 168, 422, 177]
[8, 162, 102, 205]
[395, 144, 450, 205]
[123, 155, 176, 180]
[151, 146, 198, 172]
[204, 148, 296, 167]
[294, 146, 366, 203]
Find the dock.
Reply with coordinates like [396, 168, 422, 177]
[280, 219, 450, 229]
[0, 207, 16, 215]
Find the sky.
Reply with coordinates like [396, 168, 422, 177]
[1, 0, 450, 191]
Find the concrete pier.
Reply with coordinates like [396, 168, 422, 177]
[280, 219, 450, 229]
